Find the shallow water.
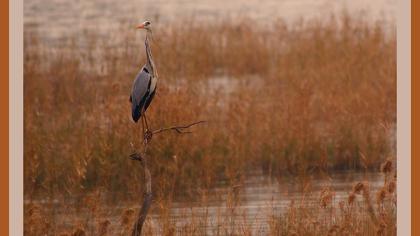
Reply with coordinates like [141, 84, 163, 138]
[25, 0, 396, 45]
[143, 171, 384, 234]
[28, 171, 386, 234]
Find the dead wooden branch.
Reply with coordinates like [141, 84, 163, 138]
[130, 120, 206, 236]
[152, 120, 206, 135]
[130, 153, 152, 236]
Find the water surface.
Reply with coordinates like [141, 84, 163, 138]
[144, 171, 384, 234]
[25, 0, 396, 45]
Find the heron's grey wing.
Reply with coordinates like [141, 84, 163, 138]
[131, 68, 151, 107]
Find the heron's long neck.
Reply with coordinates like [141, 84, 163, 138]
[145, 33, 158, 78]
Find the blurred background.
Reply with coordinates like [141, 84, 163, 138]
[25, 0, 395, 45]
[24, 0, 397, 235]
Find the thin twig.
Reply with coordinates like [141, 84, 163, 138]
[152, 120, 207, 135]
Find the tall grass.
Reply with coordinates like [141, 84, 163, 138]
[24, 14, 396, 205]
[24, 160, 397, 235]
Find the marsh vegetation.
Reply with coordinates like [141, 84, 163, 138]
[24, 14, 396, 235]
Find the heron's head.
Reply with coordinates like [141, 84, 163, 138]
[136, 21, 152, 31]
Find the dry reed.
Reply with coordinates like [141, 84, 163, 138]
[24, 13, 396, 235]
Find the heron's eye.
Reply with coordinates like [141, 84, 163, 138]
[145, 21, 151, 26]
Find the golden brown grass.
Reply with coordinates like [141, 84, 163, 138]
[24, 13, 396, 235]
[24, 160, 396, 235]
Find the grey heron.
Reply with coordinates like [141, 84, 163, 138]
[130, 21, 158, 134]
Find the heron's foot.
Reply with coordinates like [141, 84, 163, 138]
[144, 129, 153, 143]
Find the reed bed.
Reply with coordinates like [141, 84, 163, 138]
[24, 13, 396, 235]
[24, 160, 396, 235]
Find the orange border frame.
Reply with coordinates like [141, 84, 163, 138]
[413, 0, 419, 234]
[1, 1, 9, 235]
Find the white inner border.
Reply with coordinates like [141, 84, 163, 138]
[397, 0, 411, 235]
[10, 0, 411, 235]
[10, 0, 23, 235]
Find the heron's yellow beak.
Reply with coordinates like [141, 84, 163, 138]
[136, 23, 145, 29]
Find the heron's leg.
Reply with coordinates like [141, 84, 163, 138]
[140, 108, 148, 143]
[140, 112, 145, 136]
[142, 112, 153, 143]
[144, 112, 150, 131]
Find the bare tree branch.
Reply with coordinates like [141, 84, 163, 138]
[130, 153, 152, 236]
[152, 120, 207, 135]
[130, 119, 205, 236]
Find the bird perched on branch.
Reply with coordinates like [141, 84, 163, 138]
[130, 20, 158, 133]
